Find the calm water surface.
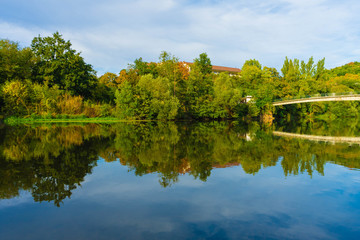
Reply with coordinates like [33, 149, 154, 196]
[0, 121, 359, 239]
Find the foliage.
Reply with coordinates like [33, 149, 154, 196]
[31, 32, 97, 98]
[137, 75, 180, 120]
[2, 80, 32, 116]
[98, 72, 118, 88]
[193, 53, 212, 75]
[185, 54, 214, 118]
[0, 40, 35, 84]
[329, 62, 360, 76]
[213, 72, 243, 118]
[114, 81, 138, 119]
[57, 93, 83, 115]
[32, 83, 62, 115]
[2, 32, 360, 120]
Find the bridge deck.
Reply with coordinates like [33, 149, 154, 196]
[273, 94, 360, 106]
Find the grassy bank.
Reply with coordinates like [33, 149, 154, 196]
[3, 116, 155, 125]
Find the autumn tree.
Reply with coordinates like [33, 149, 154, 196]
[98, 72, 118, 88]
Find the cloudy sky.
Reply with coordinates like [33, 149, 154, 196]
[1, 0, 359, 75]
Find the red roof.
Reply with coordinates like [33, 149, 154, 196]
[184, 62, 241, 73]
[212, 65, 241, 73]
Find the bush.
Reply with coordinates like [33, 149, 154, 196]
[56, 114, 69, 119]
[83, 101, 102, 118]
[32, 84, 62, 115]
[2, 80, 32, 116]
[100, 103, 113, 117]
[57, 93, 83, 115]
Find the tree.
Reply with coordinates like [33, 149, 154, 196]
[240, 59, 264, 94]
[0, 39, 35, 84]
[243, 59, 262, 69]
[98, 72, 118, 88]
[213, 73, 243, 118]
[179, 53, 215, 118]
[31, 32, 97, 98]
[137, 74, 180, 120]
[193, 53, 212, 75]
[114, 81, 138, 119]
[131, 57, 159, 77]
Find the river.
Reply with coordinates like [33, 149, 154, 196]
[0, 120, 359, 239]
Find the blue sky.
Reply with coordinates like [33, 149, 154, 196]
[1, 0, 360, 75]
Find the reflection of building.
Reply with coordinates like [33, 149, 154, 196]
[183, 62, 241, 75]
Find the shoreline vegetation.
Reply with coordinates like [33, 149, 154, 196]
[0, 114, 341, 126]
[3, 116, 150, 125]
[2, 32, 360, 124]
[3, 116, 243, 125]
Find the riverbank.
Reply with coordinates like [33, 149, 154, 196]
[3, 116, 157, 125]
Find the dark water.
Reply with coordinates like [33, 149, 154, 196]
[0, 121, 359, 240]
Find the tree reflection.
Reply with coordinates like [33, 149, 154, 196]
[0, 120, 360, 206]
[0, 124, 106, 206]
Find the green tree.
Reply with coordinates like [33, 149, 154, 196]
[137, 74, 180, 120]
[131, 57, 159, 77]
[184, 53, 214, 118]
[213, 73, 243, 118]
[114, 81, 138, 119]
[328, 61, 360, 77]
[194, 53, 212, 75]
[240, 59, 264, 94]
[31, 32, 97, 98]
[0, 39, 34, 85]
[243, 59, 262, 69]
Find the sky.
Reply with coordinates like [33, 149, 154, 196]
[1, 0, 360, 75]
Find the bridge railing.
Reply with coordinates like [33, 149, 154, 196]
[273, 92, 360, 103]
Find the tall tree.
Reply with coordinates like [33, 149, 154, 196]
[193, 53, 212, 75]
[31, 32, 97, 98]
[185, 53, 214, 118]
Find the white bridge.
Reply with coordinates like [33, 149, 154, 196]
[272, 93, 360, 106]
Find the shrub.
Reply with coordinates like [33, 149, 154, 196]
[32, 84, 62, 115]
[2, 80, 32, 116]
[100, 103, 113, 117]
[57, 93, 83, 115]
[83, 101, 102, 118]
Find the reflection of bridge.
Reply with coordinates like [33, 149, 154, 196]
[273, 131, 360, 144]
[273, 93, 360, 106]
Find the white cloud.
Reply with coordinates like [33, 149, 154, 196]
[1, 0, 360, 75]
[0, 22, 46, 47]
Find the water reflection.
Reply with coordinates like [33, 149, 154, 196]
[0, 121, 359, 206]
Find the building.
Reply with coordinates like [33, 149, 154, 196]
[211, 65, 241, 75]
[183, 62, 241, 75]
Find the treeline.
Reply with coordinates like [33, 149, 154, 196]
[1, 32, 360, 120]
